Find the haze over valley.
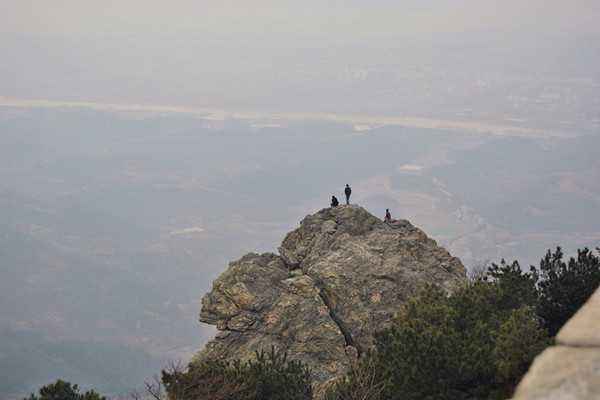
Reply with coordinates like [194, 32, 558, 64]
[1, 1, 599, 398]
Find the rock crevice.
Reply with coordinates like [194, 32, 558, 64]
[314, 281, 362, 356]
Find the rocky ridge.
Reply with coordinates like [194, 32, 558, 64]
[194, 205, 466, 393]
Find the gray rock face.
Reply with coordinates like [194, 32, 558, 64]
[195, 205, 466, 394]
[556, 288, 600, 348]
[513, 288, 600, 400]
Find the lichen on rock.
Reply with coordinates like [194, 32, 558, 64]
[194, 205, 467, 395]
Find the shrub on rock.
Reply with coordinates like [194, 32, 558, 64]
[162, 347, 312, 400]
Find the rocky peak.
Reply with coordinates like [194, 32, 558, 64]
[196, 205, 466, 394]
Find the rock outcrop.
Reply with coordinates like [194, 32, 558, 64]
[512, 287, 600, 400]
[195, 205, 466, 394]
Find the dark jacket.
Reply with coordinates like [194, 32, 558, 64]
[331, 196, 339, 207]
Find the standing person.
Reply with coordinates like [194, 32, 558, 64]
[384, 209, 392, 223]
[344, 184, 352, 205]
[331, 196, 339, 208]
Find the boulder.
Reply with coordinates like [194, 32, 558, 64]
[194, 205, 467, 395]
[513, 288, 600, 400]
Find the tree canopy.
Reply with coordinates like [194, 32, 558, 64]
[326, 247, 600, 400]
[163, 347, 312, 400]
[24, 380, 106, 400]
[536, 247, 600, 336]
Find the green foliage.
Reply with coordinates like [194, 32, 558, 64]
[536, 247, 600, 336]
[371, 283, 547, 400]
[486, 259, 539, 311]
[494, 307, 550, 384]
[323, 355, 385, 400]
[327, 246, 600, 400]
[162, 347, 312, 400]
[328, 261, 551, 400]
[375, 286, 483, 400]
[24, 379, 106, 400]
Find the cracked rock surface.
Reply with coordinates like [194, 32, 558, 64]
[194, 205, 466, 394]
[513, 288, 600, 400]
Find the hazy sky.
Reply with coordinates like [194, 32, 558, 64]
[2, 1, 599, 119]
[1, 2, 600, 398]
[3, 0, 600, 36]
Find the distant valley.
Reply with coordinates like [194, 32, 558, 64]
[1, 105, 599, 398]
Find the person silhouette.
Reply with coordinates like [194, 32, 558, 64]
[384, 208, 392, 223]
[344, 184, 352, 205]
[331, 196, 339, 208]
